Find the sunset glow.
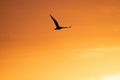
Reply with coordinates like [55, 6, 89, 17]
[1, 0, 120, 80]
[100, 74, 120, 80]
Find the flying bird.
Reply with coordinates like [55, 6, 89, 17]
[50, 15, 71, 30]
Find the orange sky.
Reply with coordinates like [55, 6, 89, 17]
[1, 0, 120, 80]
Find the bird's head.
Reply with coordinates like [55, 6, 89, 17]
[55, 28, 58, 30]
[54, 28, 61, 30]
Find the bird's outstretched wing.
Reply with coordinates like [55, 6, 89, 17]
[50, 15, 60, 28]
[62, 26, 71, 28]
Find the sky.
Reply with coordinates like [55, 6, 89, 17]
[1, 0, 120, 80]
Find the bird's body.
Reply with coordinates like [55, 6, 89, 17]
[50, 15, 71, 30]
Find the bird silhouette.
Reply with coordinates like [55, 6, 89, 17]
[50, 15, 71, 30]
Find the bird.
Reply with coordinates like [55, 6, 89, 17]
[50, 14, 71, 30]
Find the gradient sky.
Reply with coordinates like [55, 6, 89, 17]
[1, 0, 120, 80]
